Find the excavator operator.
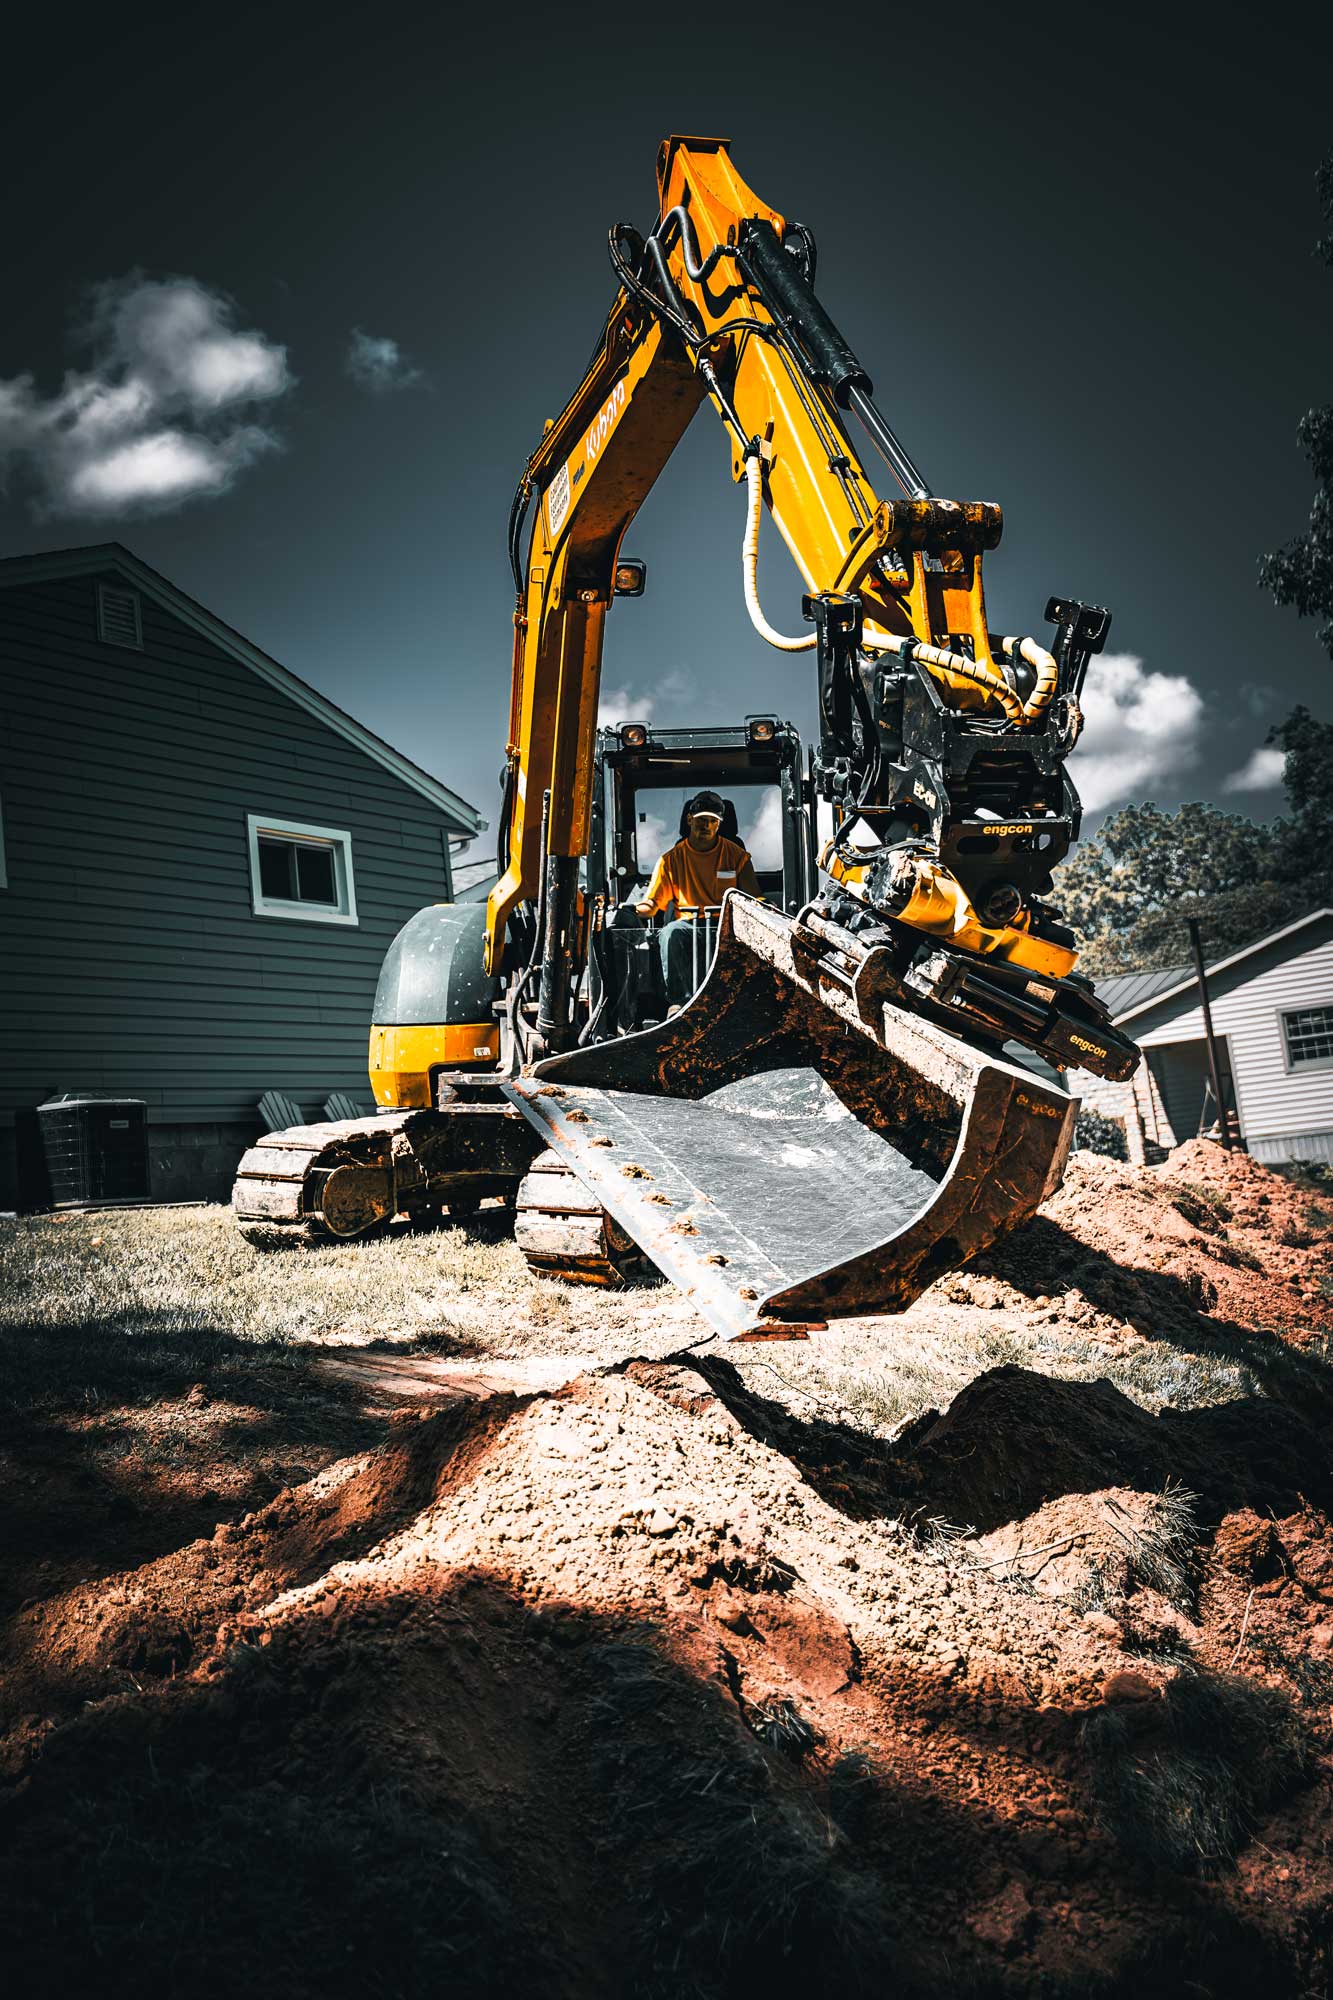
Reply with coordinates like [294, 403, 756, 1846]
[635, 791, 760, 920]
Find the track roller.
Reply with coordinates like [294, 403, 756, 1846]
[514, 1150, 659, 1287]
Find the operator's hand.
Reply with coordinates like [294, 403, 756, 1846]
[635, 901, 654, 919]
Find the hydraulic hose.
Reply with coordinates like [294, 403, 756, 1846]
[1001, 634, 1060, 723]
[743, 454, 1057, 727]
[741, 455, 816, 652]
[877, 632, 1025, 725]
[507, 472, 533, 595]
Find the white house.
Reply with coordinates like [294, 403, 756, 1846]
[1069, 909, 1333, 1165]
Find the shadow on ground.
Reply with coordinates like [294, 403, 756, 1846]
[0, 1314, 390, 1614]
[984, 1219, 1333, 1417]
[687, 1353, 1333, 1534]
[1, 1562, 1305, 2000]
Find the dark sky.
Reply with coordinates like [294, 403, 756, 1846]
[3, 3, 1329, 852]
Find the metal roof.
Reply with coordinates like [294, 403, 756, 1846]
[1093, 966, 1193, 1019]
[0, 542, 485, 835]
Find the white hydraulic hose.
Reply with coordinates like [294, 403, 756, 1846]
[741, 453, 1060, 729]
[742, 455, 817, 652]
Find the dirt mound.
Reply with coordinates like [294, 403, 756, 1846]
[984, 1145, 1333, 1357]
[5, 1356, 1331, 1996]
[891, 1364, 1333, 1532]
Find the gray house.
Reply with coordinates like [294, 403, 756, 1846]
[0, 544, 483, 1206]
[1069, 910, 1333, 1164]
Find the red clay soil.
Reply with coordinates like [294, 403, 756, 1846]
[3, 1144, 1333, 1998]
[986, 1140, 1333, 1348]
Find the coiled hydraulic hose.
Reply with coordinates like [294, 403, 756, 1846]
[877, 632, 1024, 725]
[741, 455, 817, 652]
[1001, 634, 1060, 723]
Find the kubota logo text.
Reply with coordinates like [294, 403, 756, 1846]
[586, 380, 627, 466]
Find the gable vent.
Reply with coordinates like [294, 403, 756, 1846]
[96, 583, 143, 650]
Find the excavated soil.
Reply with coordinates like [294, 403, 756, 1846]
[4, 1144, 1333, 1996]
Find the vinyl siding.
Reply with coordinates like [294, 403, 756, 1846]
[1133, 927, 1333, 1147]
[0, 570, 470, 1156]
[1066, 920, 1333, 1152]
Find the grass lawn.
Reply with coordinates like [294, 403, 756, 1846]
[6, 1164, 1329, 1622]
[0, 1202, 702, 1612]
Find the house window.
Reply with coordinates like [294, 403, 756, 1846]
[96, 583, 143, 649]
[1282, 1005, 1333, 1071]
[247, 814, 358, 925]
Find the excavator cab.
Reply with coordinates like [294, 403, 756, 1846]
[587, 717, 813, 1034]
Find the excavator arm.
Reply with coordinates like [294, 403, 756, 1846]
[491, 135, 974, 953]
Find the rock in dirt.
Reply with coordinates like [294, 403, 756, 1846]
[968, 1878, 1034, 1955]
[1101, 1668, 1164, 1705]
[1214, 1509, 1284, 1580]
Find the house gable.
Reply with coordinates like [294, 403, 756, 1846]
[0, 543, 483, 836]
[1122, 914, 1333, 1047]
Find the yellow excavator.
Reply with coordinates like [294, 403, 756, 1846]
[233, 136, 1138, 1340]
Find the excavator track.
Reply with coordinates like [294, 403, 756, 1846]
[513, 1149, 660, 1287]
[232, 1105, 542, 1248]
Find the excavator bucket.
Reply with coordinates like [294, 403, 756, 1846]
[504, 894, 1074, 1340]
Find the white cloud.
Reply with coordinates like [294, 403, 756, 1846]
[1224, 744, 1286, 793]
[66, 426, 277, 509]
[598, 686, 656, 728]
[597, 669, 694, 732]
[345, 329, 424, 394]
[0, 277, 291, 516]
[635, 811, 669, 874]
[739, 788, 784, 870]
[1068, 652, 1205, 815]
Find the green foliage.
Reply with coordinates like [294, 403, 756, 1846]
[1075, 877, 1333, 976]
[1058, 801, 1285, 939]
[1259, 155, 1333, 657]
[1074, 1107, 1127, 1158]
[1056, 713, 1333, 972]
[1266, 704, 1333, 848]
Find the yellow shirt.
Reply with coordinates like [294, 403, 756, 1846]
[641, 835, 752, 915]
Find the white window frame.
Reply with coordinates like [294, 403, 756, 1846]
[247, 813, 358, 926]
[96, 582, 143, 650]
[1280, 1003, 1333, 1074]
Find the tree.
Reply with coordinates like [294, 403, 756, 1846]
[1052, 716, 1333, 974]
[1056, 800, 1284, 936]
[1266, 703, 1333, 849]
[1069, 879, 1327, 976]
[1258, 155, 1333, 657]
